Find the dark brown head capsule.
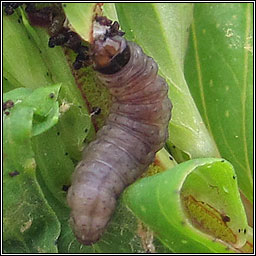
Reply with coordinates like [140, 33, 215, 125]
[91, 31, 130, 74]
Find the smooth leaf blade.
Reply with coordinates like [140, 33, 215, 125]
[102, 3, 118, 22]
[3, 12, 52, 89]
[124, 158, 248, 253]
[62, 3, 97, 42]
[115, 3, 220, 160]
[184, 3, 253, 202]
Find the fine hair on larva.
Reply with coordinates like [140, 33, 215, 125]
[67, 16, 172, 245]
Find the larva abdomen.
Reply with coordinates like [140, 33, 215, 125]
[67, 24, 172, 245]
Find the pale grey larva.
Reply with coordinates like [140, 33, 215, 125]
[67, 18, 172, 245]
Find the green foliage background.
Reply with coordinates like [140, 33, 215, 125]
[3, 3, 253, 253]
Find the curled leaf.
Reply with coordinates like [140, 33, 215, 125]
[124, 158, 248, 253]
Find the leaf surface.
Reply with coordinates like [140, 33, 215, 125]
[184, 3, 253, 202]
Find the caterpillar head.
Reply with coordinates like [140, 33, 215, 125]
[91, 16, 130, 74]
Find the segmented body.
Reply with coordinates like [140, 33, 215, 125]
[67, 37, 172, 245]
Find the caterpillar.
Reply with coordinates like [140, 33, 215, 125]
[66, 17, 172, 245]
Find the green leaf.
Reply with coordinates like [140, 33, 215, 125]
[3, 86, 62, 253]
[3, 11, 52, 89]
[62, 3, 97, 42]
[102, 3, 118, 21]
[124, 158, 248, 253]
[4, 84, 61, 136]
[184, 3, 253, 202]
[32, 126, 76, 206]
[3, 3, 252, 253]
